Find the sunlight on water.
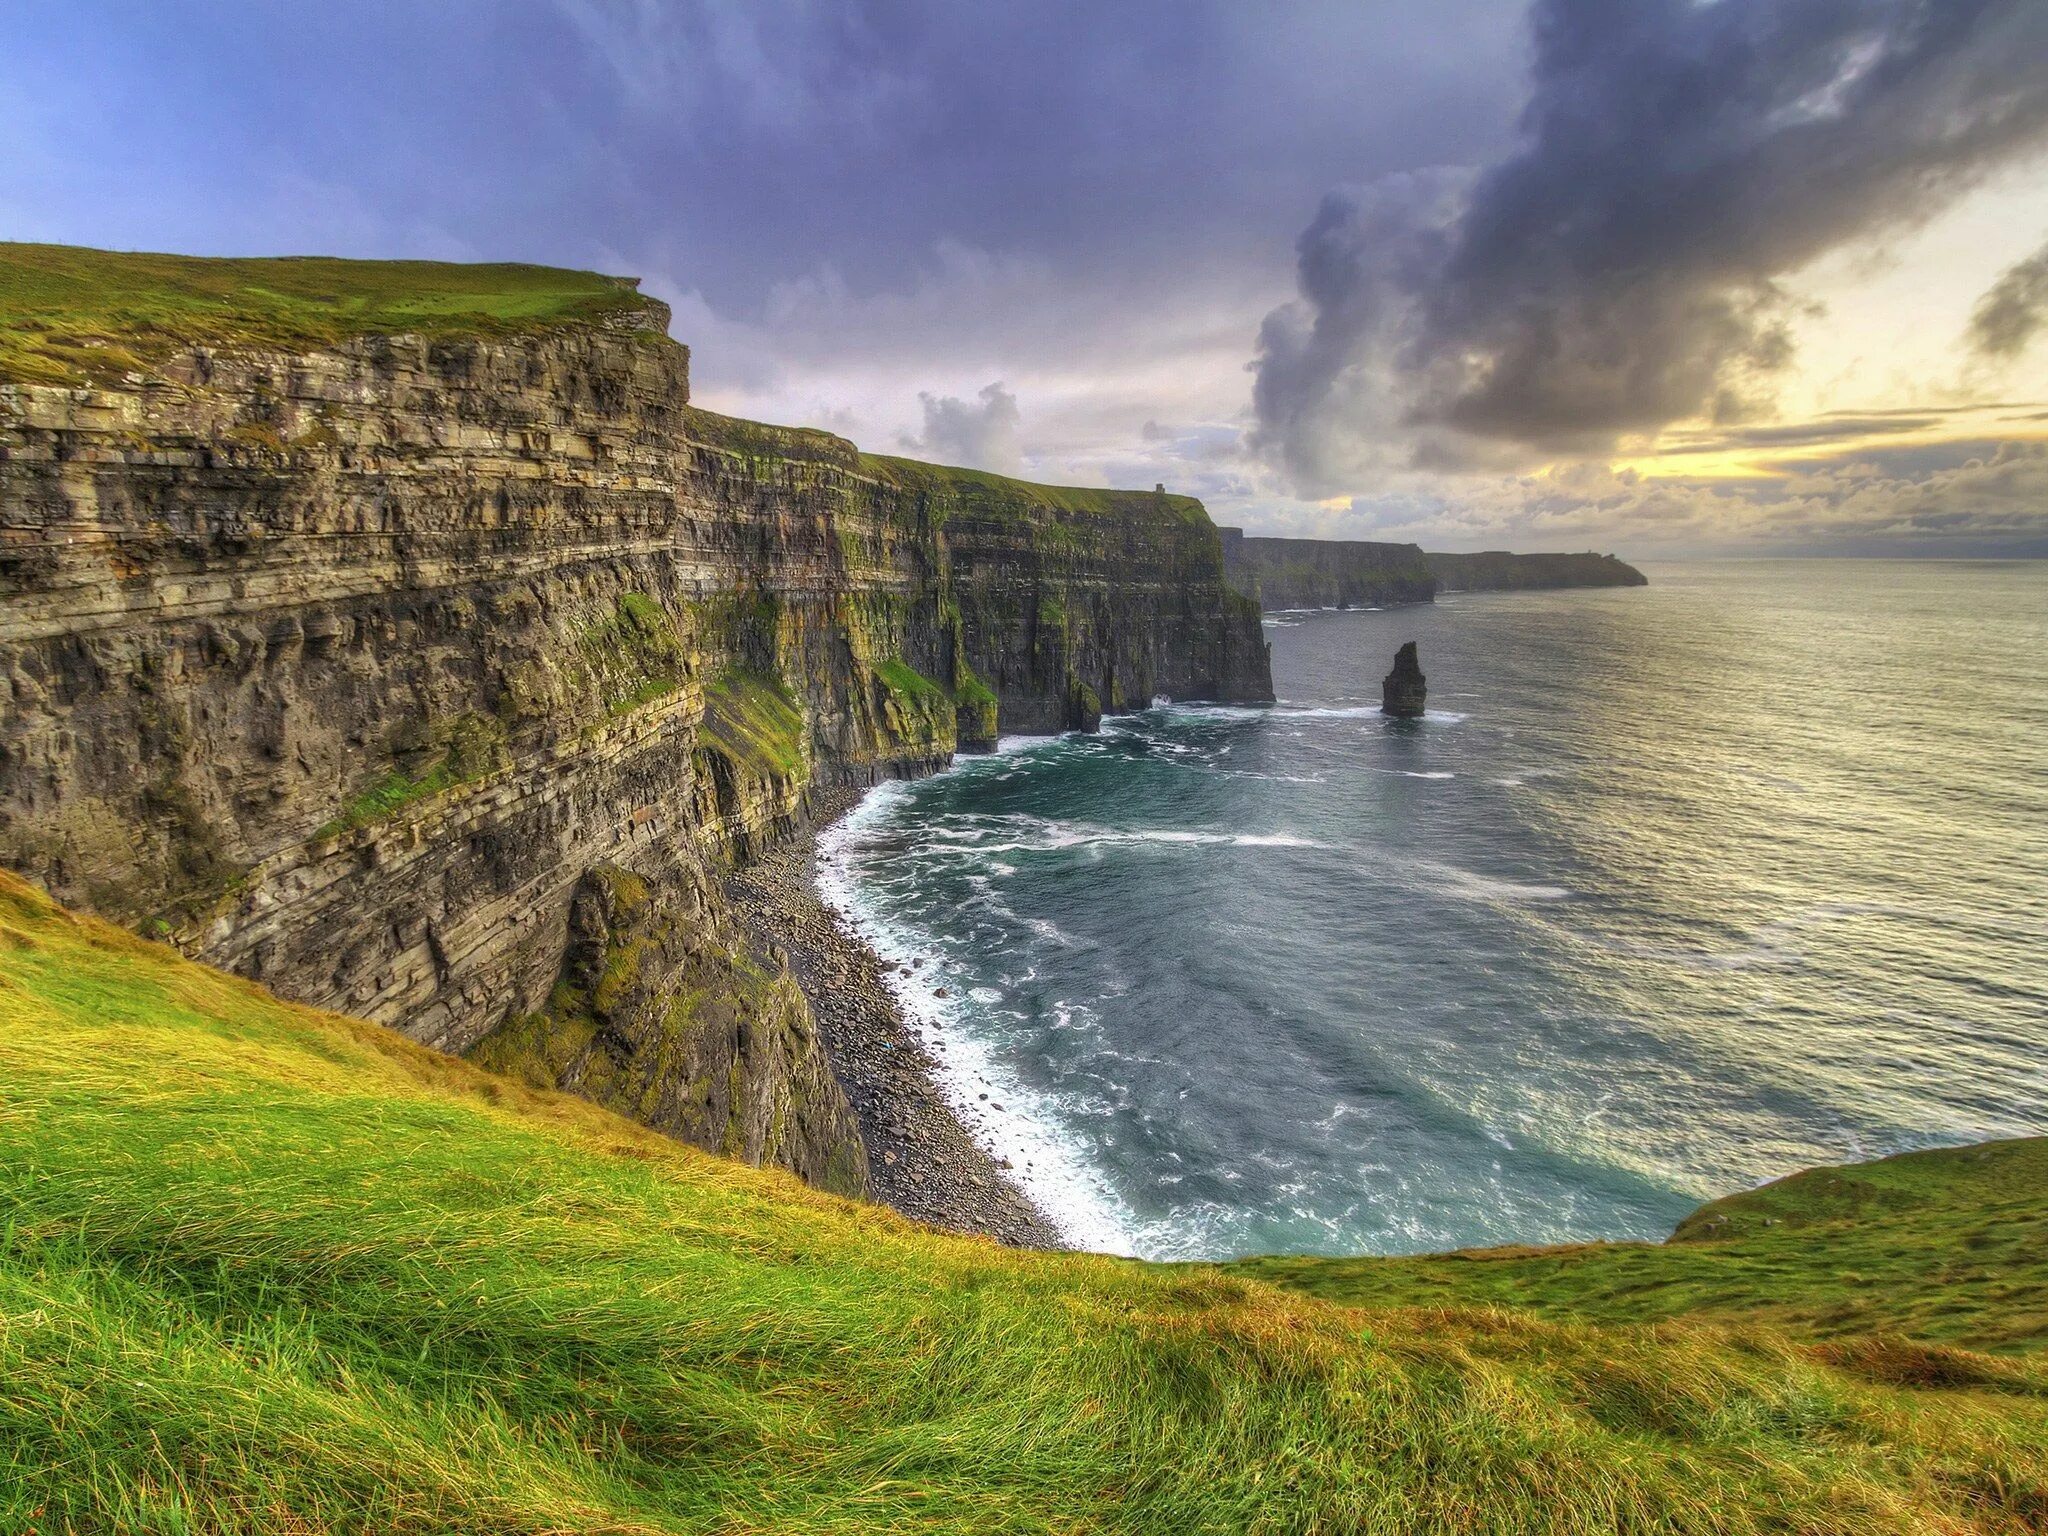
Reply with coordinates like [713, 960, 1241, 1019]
[821, 561, 2048, 1259]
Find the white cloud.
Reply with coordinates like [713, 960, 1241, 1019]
[905, 383, 1023, 474]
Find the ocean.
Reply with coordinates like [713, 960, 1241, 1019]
[819, 560, 2048, 1260]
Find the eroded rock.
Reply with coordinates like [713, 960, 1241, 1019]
[1382, 641, 1427, 718]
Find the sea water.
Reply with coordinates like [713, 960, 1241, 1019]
[819, 560, 2048, 1259]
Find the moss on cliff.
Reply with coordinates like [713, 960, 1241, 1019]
[3, 870, 2045, 1532]
[873, 657, 957, 755]
[0, 243, 665, 385]
[954, 664, 1001, 749]
[313, 711, 510, 840]
[464, 861, 863, 1197]
[576, 590, 689, 718]
[703, 668, 806, 780]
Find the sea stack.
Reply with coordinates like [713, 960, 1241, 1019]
[1382, 641, 1427, 718]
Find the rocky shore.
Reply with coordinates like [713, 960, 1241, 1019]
[724, 789, 1063, 1248]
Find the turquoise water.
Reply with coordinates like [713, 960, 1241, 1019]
[820, 561, 2048, 1259]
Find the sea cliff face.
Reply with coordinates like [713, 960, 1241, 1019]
[1220, 528, 1436, 610]
[1428, 550, 1647, 592]
[1221, 529, 1647, 610]
[0, 288, 1270, 1191]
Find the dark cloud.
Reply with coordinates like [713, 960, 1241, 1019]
[1969, 238, 2048, 357]
[1254, 0, 2048, 492]
[905, 383, 1023, 473]
[0, 1, 1523, 317]
[1754, 434, 2031, 479]
[0, 0, 1528, 501]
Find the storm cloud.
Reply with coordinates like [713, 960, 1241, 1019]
[1254, 0, 2048, 493]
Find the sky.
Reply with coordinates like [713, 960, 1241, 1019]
[5, 0, 2048, 555]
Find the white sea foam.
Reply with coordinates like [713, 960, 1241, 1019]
[1189, 765, 1329, 784]
[909, 815, 1332, 858]
[1409, 859, 1572, 904]
[818, 797, 1144, 1254]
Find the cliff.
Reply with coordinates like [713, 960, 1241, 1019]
[0, 243, 1271, 1193]
[1427, 549, 1648, 591]
[1220, 529, 1648, 611]
[1220, 527, 1437, 610]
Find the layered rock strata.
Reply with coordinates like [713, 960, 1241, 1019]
[0, 303, 1271, 1193]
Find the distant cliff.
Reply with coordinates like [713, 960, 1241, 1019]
[1221, 528, 1646, 610]
[1428, 550, 1647, 592]
[1219, 528, 1436, 610]
[0, 243, 1271, 1193]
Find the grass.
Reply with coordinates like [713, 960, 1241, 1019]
[0, 242, 660, 385]
[1232, 1140, 2048, 1354]
[955, 665, 999, 714]
[874, 657, 951, 708]
[2, 868, 2046, 1532]
[312, 712, 509, 840]
[577, 591, 690, 719]
[702, 669, 806, 780]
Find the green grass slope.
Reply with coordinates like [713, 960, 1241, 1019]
[0, 242, 659, 384]
[1231, 1141, 2048, 1356]
[4, 870, 2046, 1532]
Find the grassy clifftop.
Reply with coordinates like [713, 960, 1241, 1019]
[0, 242, 663, 384]
[3, 866, 2044, 1533]
[864, 452, 1215, 529]
[682, 404, 1216, 531]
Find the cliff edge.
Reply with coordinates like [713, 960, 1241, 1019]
[0, 243, 1272, 1195]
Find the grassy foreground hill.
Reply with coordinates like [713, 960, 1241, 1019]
[2, 867, 2044, 1534]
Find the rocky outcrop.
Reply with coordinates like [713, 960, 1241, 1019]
[1220, 528, 1436, 610]
[471, 859, 868, 1197]
[0, 291, 1271, 1192]
[1381, 642, 1426, 718]
[1427, 550, 1647, 591]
